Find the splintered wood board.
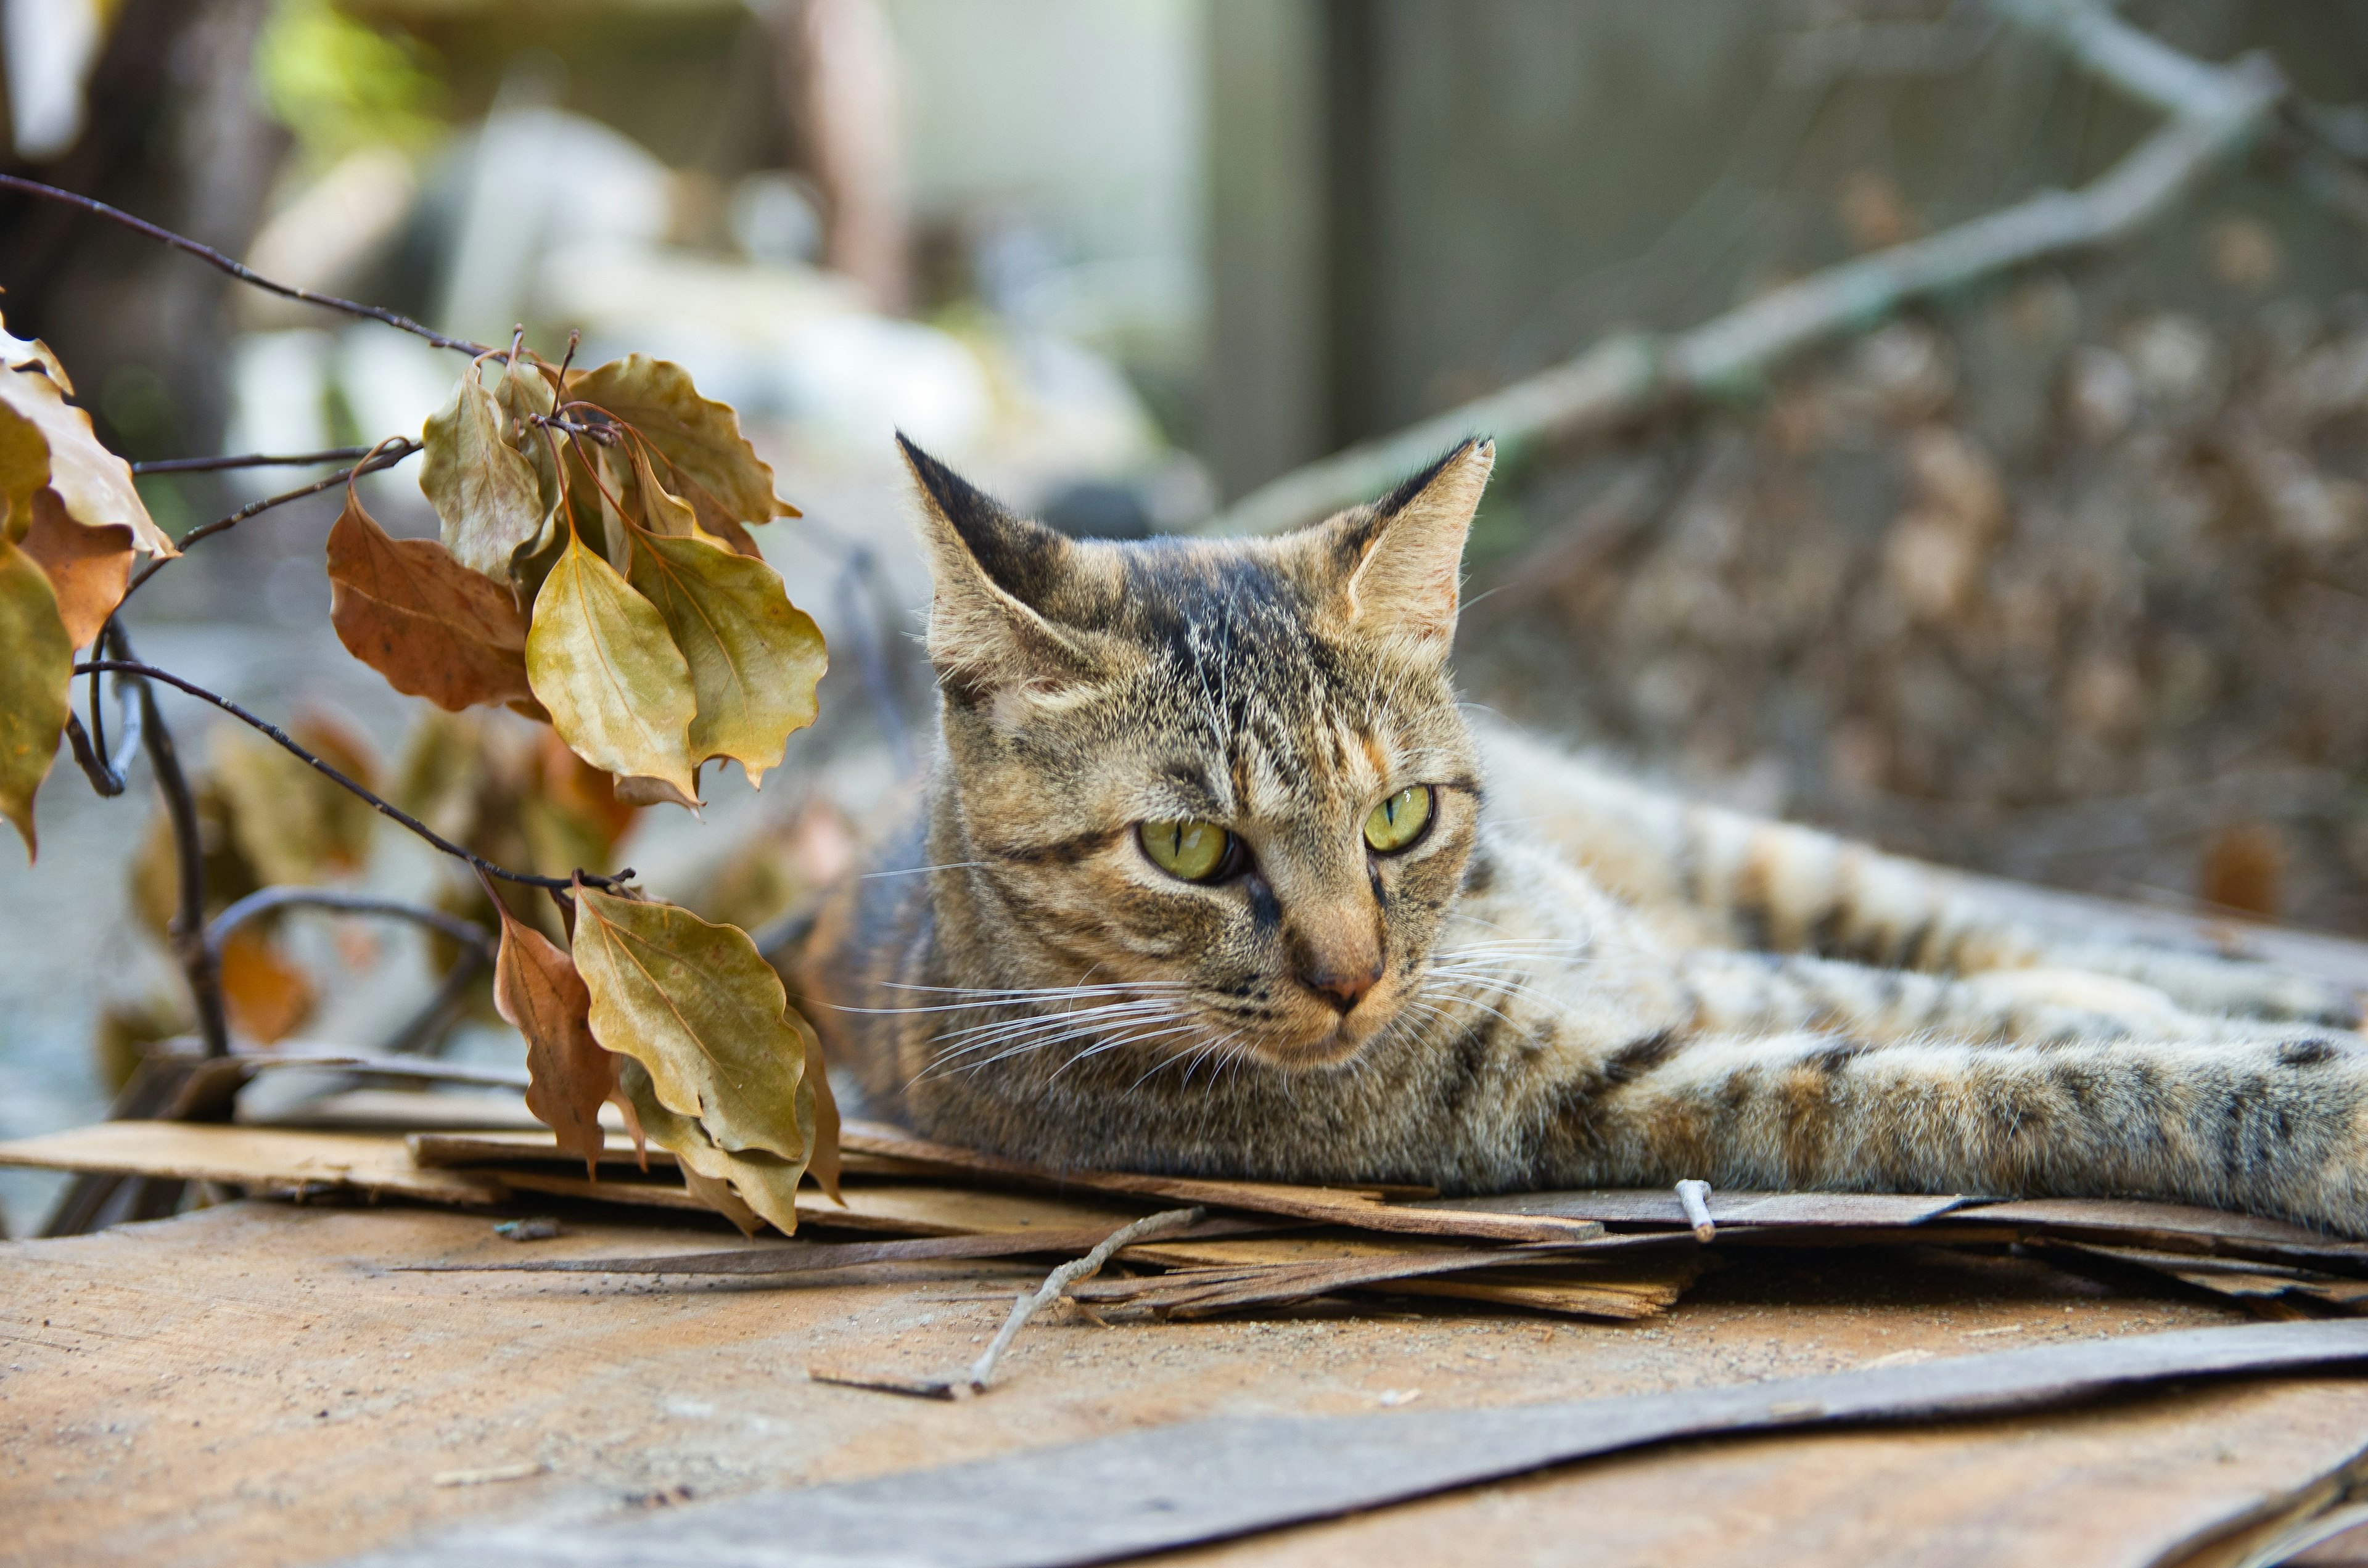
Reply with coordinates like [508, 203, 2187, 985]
[0, 1122, 506, 1206]
[835, 1121, 1599, 1244]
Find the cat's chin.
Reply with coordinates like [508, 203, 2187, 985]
[1247, 1011, 1391, 1070]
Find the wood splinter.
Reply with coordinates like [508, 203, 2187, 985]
[1677, 1180, 1716, 1243]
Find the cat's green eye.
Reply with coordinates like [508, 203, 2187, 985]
[1363, 786, 1434, 854]
[1140, 819, 1235, 882]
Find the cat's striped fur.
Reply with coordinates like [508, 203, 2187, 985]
[797, 437, 2368, 1234]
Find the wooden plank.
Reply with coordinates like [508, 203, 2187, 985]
[0, 1122, 506, 1206]
[1380, 1266, 1700, 1320]
[499, 1169, 1151, 1238]
[342, 1321, 2368, 1568]
[404, 1217, 1285, 1280]
[411, 1130, 680, 1168]
[1424, 1188, 1968, 1228]
[249, 1090, 546, 1133]
[1959, 1196, 2368, 1257]
[409, 1128, 913, 1178]
[836, 1120, 1601, 1244]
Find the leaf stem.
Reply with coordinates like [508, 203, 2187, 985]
[0, 174, 492, 355]
[72, 659, 636, 895]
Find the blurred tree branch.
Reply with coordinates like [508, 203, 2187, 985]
[1202, 0, 2293, 538]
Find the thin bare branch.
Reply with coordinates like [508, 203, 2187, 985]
[132, 446, 385, 475]
[204, 887, 496, 964]
[0, 174, 490, 355]
[1201, 0, 2285, 537]
[103, 628, 231, 1056]
[120, 439, 423, 609]
[72, 659, 635, 895]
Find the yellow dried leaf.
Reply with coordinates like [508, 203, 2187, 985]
[0, 532, 70, 858]
[1, 316, 73, 395]
[0, 339, 172, 556]
[0, 401, 47, 540]
[525, 532, 699, 798]
[792, 1004, 841, 1202]
[421, 359, 545, 579]
[624, 525, 824, 789]
[570, 884, 812, 1168]
[626, 442, 697, 539]
[616, 1057, 810, 1235]
[570, 355, 795, 544]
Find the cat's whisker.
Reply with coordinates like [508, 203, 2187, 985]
[979, 1017, 1201, 1080]
[928, 1001, 1178, 1058]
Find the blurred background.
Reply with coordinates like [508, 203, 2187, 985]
[4, 0, 2368, 1231]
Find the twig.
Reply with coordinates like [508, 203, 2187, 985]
[71, 659, 634, 895]
[1676, 1180, 1717, 1244]
[104, 628, 230, 1057]
[131, 446, 385, 474]
[0, 174, 491, 355]
[204, 887, 496, 964]
[968, 1207, 1206, 1392]
[120, 438, 422, 606]
[806, 1207, 1209, 1400]
[1200, 1, 2285, 536]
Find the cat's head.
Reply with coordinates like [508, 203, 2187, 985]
[903, 435, 1492, 1069]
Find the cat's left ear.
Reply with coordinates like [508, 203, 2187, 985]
[1315, 438, 1494, 657]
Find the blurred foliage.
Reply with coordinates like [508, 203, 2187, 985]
[255, 0, 448, 171]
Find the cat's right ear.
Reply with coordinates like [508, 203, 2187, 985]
[1310, 437, 1494, 659]
[899, 435, 1103, 710]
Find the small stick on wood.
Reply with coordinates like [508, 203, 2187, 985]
[808, 1207, 1206, 1400]
[966, 1208, 1206, 1393]
[1677, 1180, 1716, 1244]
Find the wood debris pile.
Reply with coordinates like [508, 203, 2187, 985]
[7, 1083, 2366, 1329]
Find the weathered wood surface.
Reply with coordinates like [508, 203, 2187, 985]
[348, 1321, 2368, 1568]
[7, 1199, 2367, 1568]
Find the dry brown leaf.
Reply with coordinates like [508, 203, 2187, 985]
[489, 893, 614, 1180]
[326, 486, 533, 711]
[525, 531, 699, 799]
[219, 928, 317, 1044]
[18, 489, 130, 648]
[0, 532, 69, 857]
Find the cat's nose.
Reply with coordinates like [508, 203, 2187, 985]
[1301, 963, 1381, 1014]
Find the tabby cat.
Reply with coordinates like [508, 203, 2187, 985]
[797, 435, 2368, 1234]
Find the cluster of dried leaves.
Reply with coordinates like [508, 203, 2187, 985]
[0, 316, 176, 853]
[3, 319, 842, 1232]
